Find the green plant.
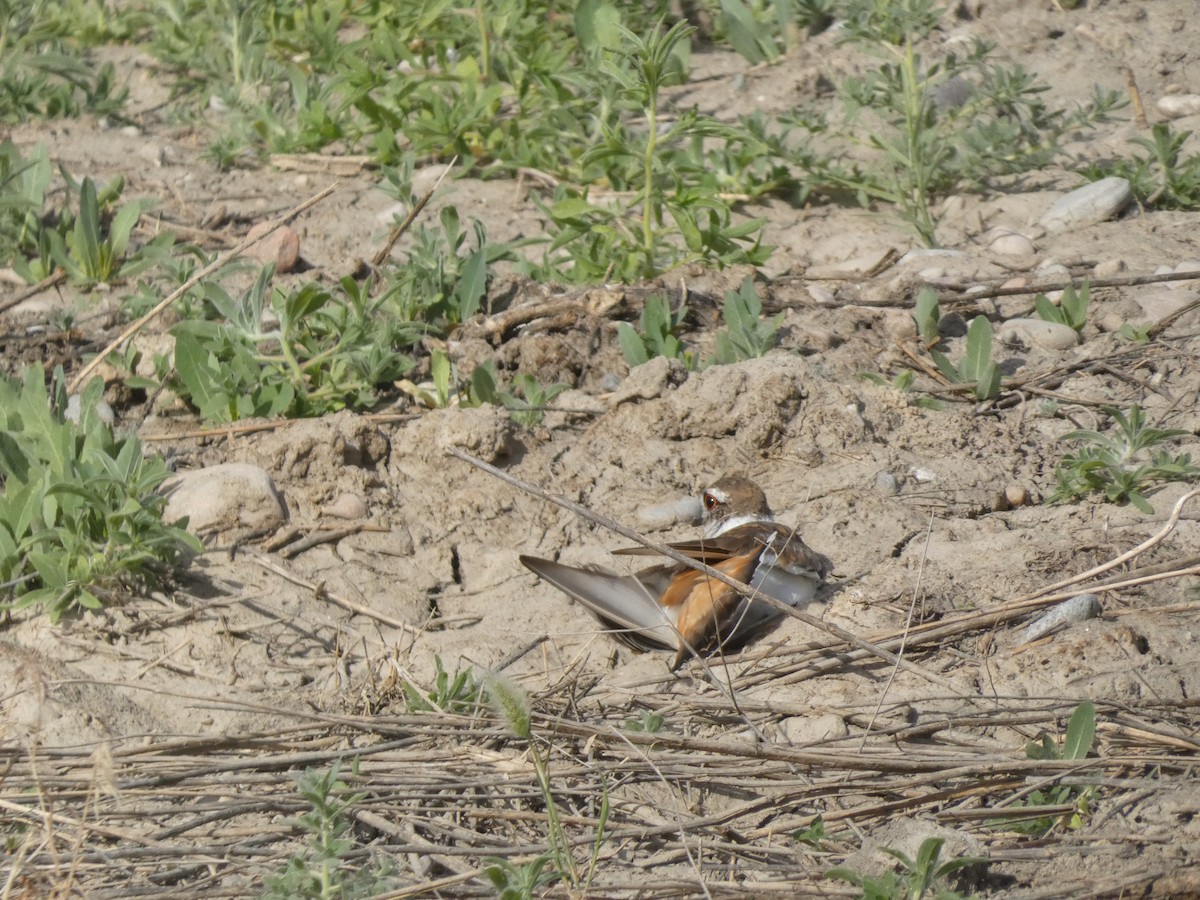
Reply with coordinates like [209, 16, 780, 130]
[793, 816, 829, 849]
[1034, 281, 1089, 333]
[709, 276, 783, 364]
[624, 710, 664, 733]
[0, 140, 51, 267]
[789, 1, 1120, 244]
[263, 760, 393, 899]
[535, 19, 771, 281]
[500, 375, 570, 428]
[1048, 406, 1200, 512]
[911, 287, 941, 347]
[827, 836, 984, 900]
[48, 176, 173, 286]
[397, 349, 498, 410]
[929, 316, 1001, 401]
[0, 367, 201, 623]
[403, 655, 481, 714]
[0, 0, 129, 122]
[484, 853, 561, 900]
[617, 294, 695, 369]
[170, 268, 419, 423]
[1119, 321, 1152, 345]
[483, 672, 569, 890]
[993, 701, 1097, 837]
[1082, 123, 1200, 211]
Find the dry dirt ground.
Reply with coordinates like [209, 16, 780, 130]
[4, 1, 1200, 897]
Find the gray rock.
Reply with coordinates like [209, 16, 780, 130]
[874, 472, 900, 495]
[997, 317, 1079, 351]
[1039, 177, 1132, 234]
[1019, 594, 1102, 645]
[780, 713, 848, 745]
[1093, 258, 1127, 278]
[611, 355, 689, 404]
[637, 495, 703, 531]
[163, 463, 287, 536]
[65, 393, 115, 427]
[1133, 288, 1200, 321]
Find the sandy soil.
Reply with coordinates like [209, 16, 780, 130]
[3, 1, 1200, 897]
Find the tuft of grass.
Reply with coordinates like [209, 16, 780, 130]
[991, 701, 1098, 837]
[617, 293, 696, 370]
[402, 655, 481, 715]
[0, 367, 201, 623]
[263, 760, 393, 899]
[1048, 406, 1200, 512]
[1033, 281, 1089, 333]
[929, 315, 1001, 401]
[1082, 123, 1200, 211]
[827, 835, 985, 900]
[709, 276, 783, 364]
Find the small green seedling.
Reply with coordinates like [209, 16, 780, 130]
[1034, 281, 1089, 332]
[912, 287, 941, 347]
[50, 176, 172, 286]
[1049, 406, 1200, 512]
[500, 374, 570, 428]
[994, 701, 1098, 837]
[403, 655, 480, 714]
[617, 294, 695, 369]
[710, 276, 783, 364]
[263, 760, 394, 899]
[929, 315, 1001, 401]
[827, 836, 985, 900]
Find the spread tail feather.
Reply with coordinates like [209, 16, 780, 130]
[519, 555, 680, 652]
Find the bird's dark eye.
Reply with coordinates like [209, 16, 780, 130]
[703, 493, 718, 510]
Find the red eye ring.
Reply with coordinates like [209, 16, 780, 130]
[703, 493, 718, 510]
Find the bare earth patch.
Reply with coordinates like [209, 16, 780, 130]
[3, 1, 1200, 897]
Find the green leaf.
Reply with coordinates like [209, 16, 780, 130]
[1063, 701, 1096, 760]
[574, 0, 622, 56]
[453, 247, 488, 321]
[913, 288, 940, 345]
[1033, 294, 1063, 325]
[720, 0, 774, 64]
[617, 322, 649, 367]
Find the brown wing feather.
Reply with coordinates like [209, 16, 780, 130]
[670, 551, 763, 669]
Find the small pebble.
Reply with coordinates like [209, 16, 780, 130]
[1156, 94, 1200, 119]
[807, 285, 836, 306]
[874, 472, 900, 495]
[243, 222, 301, 273]
[910, 467, 936, 484]
[997, 318, 1079, 351]
[988, 229, 1035, 257]
[1039, 177, 1132, 234]
[1005, 484, 1031, 507]
[322, 493, 368, 520]
[1093, 258, 1126, 278]
[1020, 594, 1102, 645]
[637, 496, 703, 531]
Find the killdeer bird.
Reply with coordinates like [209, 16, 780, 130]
[520, 475, 832, 669]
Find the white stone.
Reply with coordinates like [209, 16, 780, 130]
[163, 463, 287, 535]
[1093, 258, 1126, 278]
[806, 284, 836, 306]
[1133, 288, 1200, 321]
[1039, 177, 1132, 234]
[780, 713, 848, 745]
[997, 317, 1079, 351]
[637, 496, 703, 531]
[1157, 94, 1200, 119]
[988, 230, 1035, 257]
